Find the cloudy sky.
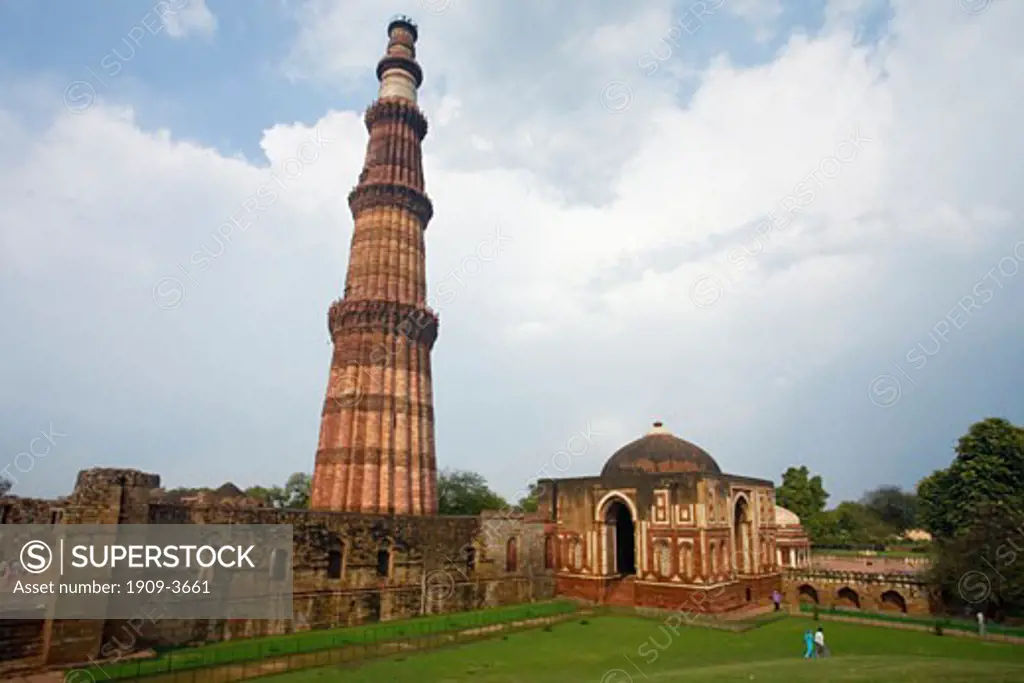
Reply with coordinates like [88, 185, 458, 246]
[1, 0, 1022, 507]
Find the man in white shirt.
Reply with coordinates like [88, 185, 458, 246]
[977, 612, 986, 637]
[814, 627, 828, 657]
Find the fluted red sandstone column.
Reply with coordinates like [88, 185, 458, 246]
[311, 16, 438, 515]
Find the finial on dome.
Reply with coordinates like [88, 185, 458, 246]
[648, 421, 668, 435]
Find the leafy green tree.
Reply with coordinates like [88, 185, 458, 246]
[860, 486, 918, 532]
[776, 466, 829, 522]
[918, 417, 1024, 540]
[929, 500, 1024, 618]
[244, 472, 310, 508]
[918, 418, 1024, 617]
[0, 476, 11, 497]
[834, 502, 899, 545]
[282, 472, 311, 508]
[437, 469, 508, 515]
[516, 482, 543, 513]
[245, 485, 286, 508]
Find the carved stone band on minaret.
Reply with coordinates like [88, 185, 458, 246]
[348, 184, 433, 227]
[364, 100, 428, 140]
[328, 299, 439, 349]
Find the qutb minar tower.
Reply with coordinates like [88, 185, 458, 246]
[312, 16, 438, 515]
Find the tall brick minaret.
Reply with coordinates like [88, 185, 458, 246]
[311, 16, 438, 515]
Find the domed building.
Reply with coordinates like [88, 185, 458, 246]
[537, 421, 808, 613]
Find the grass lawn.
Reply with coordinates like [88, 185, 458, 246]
[258, 615, 1024, 683]
[88, 601, 577, 680]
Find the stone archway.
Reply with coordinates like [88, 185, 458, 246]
[733, 496, 752, 574]
[797, 584, 819, 604]
[603, 498, 636, 575]
[880, 590, 907, 613]
[837, 586, 861, 609]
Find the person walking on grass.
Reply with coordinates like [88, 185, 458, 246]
[814, 626, 829, 657]
[977, 611, 986, 637]
[772, 590, 782, 612]
[803, 630, 816, 659]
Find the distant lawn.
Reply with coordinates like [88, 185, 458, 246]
[258, 615, 1024, 683]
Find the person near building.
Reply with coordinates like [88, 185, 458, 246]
[803, 629, 816, 659]
[814, 626, 829, 657]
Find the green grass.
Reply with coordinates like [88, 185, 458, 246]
[257, 615, 1024, 683]
[86, 600, 577, 680]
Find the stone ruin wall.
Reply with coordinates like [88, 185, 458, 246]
[0, 468, 555, 675]
[783, 568, 934, 616]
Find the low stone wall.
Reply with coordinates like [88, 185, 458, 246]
[783, 569, 933, 615]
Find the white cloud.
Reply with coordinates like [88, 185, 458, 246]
[2, 0, 1023, 502]
[163, 0, 218, 39]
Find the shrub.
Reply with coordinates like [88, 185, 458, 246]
[933, 620, 945, 636]
[580, 620, 589, 625]
[812, 605, 820, 621]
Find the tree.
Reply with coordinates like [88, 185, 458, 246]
[0, 476, 11, 497]
[776, 466, 829, 522]
[928, 500, 1024, 618]
[918, 417, 1024, 540]
[244, 485, 286, 508]
[437, 469, 508, 515]
[917, 418, 1024, 617]
[860, 486, 918, 532]
[282, 472, 311, 509]
[243, 473, 310, 509]
[516, 482, 543, 513]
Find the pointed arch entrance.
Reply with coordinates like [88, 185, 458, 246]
[733, 495, 752, 574]
[599, 494, 636, 576]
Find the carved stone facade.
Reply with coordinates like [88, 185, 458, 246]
[0, 468, 553, 674]
[538, 422, 784, 614]
[311, 16, 438, 515]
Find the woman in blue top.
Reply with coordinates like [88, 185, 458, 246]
[803, 630, 816, 658]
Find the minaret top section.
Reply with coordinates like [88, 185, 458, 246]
[377, 15, 423, 103]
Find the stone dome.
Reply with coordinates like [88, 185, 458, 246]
[775, 505, 801, 527]
[601, 422, 721, 477]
